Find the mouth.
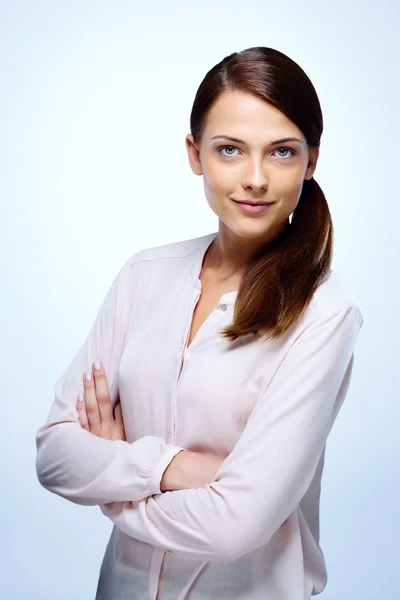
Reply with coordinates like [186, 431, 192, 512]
[232, 198, 274, 215]
[232, 199, 272, 206]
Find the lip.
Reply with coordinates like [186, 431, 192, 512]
[232, 199, 273, 215]
[233, 199, 271, 205]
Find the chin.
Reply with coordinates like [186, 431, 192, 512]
[222, 219, 273, 239]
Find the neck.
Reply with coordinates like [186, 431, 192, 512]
[205, 220, 290, 278]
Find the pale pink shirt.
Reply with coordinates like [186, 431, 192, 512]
[36, 231, 364, 599]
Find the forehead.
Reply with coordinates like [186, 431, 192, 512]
[203, 91, 305, 142]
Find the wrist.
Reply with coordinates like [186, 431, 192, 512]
[160, 450, 224, 492]
[160, 449, 189, 492]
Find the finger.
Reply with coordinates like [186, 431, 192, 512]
[92, 360, 114, 426]
[114, 401, 123, 424]
[83, 370, 101, 434]
[76, 393, 89, 430]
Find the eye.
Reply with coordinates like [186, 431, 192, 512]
[272, 147, 297, 159]
[216, 145, 297, 159]
[217, 145, 240, 157]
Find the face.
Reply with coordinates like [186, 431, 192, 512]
[186, 91, 319, 248]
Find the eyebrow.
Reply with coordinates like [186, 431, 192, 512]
[210, 135, 304, 145]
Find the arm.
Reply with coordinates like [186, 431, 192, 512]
[35, 256, 186, 506]
[160, 450, 225, 492]
[99, 304, 363, 562]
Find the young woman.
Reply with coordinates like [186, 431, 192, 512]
[36, 46, 364, 599]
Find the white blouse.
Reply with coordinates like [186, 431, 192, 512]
[36, 231, 364, 599]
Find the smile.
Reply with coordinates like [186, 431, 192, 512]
[232, 200, 273, 215]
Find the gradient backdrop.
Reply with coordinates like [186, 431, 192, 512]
[1, 1, 398, 598]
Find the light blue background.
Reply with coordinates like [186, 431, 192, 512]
[1, 1, 398, 598]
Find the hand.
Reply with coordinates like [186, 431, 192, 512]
[161, 454, 290, 527]
[161, 450, 224, 492]
[76, 359, 126, 441]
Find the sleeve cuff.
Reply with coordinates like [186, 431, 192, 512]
[149, 445, 188, 495]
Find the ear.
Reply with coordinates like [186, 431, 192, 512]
[304, 146, 319, 181]
[185, 134, 203, 176]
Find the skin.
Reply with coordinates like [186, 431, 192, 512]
[185, 90, 319, 281]
[76, 361, 126, 441]
[76, 90, 320, 492]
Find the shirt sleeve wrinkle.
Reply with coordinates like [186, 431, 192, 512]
[35, 257, 186, 506]
[100, 304, 363, 562]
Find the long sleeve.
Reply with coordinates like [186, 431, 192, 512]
[99, 304, 363, 561]
[35, 256, 186, 506]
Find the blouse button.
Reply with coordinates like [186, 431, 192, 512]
[220, 303, 228, 311]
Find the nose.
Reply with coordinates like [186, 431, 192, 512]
[242, 158, 268, 193]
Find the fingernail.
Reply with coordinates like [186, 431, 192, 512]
[84, 371, 92, 381]
[78, 392, 84, 402]
[94, 360, 101, 371]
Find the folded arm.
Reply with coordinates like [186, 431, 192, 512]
[35, 256, 186, 506]
[100, 305, 363, 561]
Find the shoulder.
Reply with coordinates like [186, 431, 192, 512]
[309, 269, 364, 324]
[117, 232, 216, 287]
[130, 233, 215, 264]
[126, 232, 215, 265]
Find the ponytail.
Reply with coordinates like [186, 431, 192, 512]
[220, 178, 333, 342]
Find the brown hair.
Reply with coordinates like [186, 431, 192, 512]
[189, 46, 333, 342]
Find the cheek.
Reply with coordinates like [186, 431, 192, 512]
[202, 155, 235, 185]
[203, 165, 234, 197]
[275, 170, 305, 196]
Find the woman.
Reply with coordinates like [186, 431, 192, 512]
[36, 46, 364, 599]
